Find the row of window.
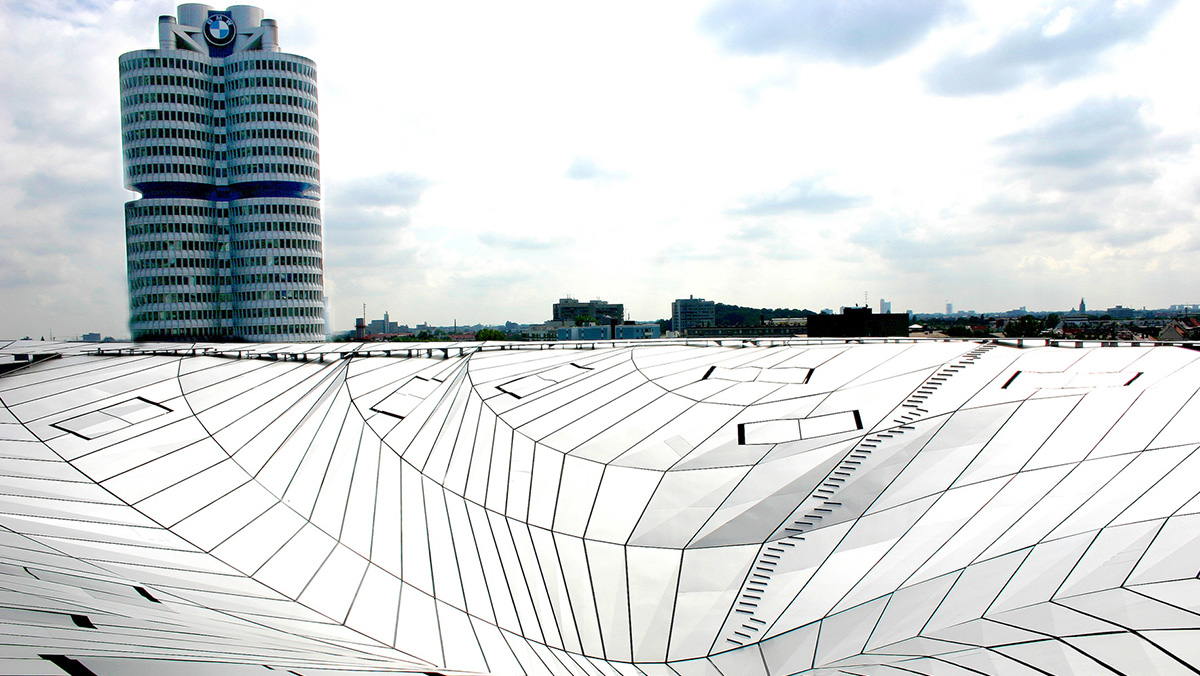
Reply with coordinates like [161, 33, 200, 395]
[129, 222, 321, 239]
[134, 309, 228, 322]
[127, 224, 229, 238]
[123, 91, 223, 110]
[228, 162, 319, 179]
[129, 203, 320, 219]
[128, 162, 217, 178]
[227, 110, 317, 129]
[125, 145, 217, 161]
[123, 109, 212, 126]
[228, 75, 316, 96]
[127, 204, 229, 219]
[124, 126, 218, 145]
[232, 203, 320, 217]
[229, 145, 318, 162]
[129, 240, 226, 254]
[233, 221, 321, 236]
[229, 127, 317, 146]
[122, 73, 221, 93]
[127, 145, 317, 164]
[235, 272, 322, 285]
[228, 93, 316, 112]
[130, 272, 323, 290]
[236, 306, 323, 319]
[131, 327, 239, 338]
[129, 256, 231, 270]
[232, 238, 321, 252]
[120, 55, 219, 76]
[238, 288, 323, 300]
[130, 274, 225, 290]
[129, 162, 322, 180]
[132, 305, 323, 322]
[132, 326, 323, 338]
[234, 254, 323, 268]
[227, 58, 315, 79]
[118, 56, 315, 83]
[237, 323, 324, 336]
[132, 291, 229, 307]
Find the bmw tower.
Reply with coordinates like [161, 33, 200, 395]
[120, 4, 324, 342]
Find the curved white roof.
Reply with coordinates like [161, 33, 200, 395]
[1, 338, 1198, 675]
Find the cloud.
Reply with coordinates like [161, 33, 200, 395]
[731, 178, 866, 216]
[1102, 225, 1168, 247]
[926, 0, 1177, 95]
[850, 217, 974, 263]
[478, 232, 571, 251]
[328, 172, 430, 209]
[997, 97, 1190, 192]
[6, 0, 114, 25]
[324, 172, 431, 268]
[565, 157, 628, 182]
[701, 0, 962, 65]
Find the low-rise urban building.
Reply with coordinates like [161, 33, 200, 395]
[557, 323, 661, 341]
[807, 307, 909, 338]
[553, 298, 624, 324]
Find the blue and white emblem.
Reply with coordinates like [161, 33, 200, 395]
[204, 14, 236, 47]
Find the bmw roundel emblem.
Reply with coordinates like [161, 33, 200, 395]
[204, 14, 236, 47]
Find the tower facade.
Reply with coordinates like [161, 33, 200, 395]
[120, 4, 324, 342]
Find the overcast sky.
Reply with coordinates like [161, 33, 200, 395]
[1, 0, 1198, 338]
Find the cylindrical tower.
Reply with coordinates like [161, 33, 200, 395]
[119, 4, 324, 342]
[225, 51, 323, 341]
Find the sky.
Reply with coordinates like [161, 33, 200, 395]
[1, 0, 1198, 338]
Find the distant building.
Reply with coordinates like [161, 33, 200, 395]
[81, 333, 102, 342]
[367, 311, 400, 335]
[521, 323, 561, 340]
[558, 326, 610, 341]
[808, 307, 909, 338]
[553, 298, 624, 324]
[946, 302, 954, 315]
[879, 299, 891, 314]
[617, 324, 661, 340]
[558, 324, 661, 341]
[766, 317, 808, 327]
[685, 325, 799, 338]
[1107, 306, 1135, 319]
[672, 296, 715, 333]
[1159, 318, 1200, 341]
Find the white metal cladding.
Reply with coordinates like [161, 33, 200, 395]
[2, 337, 1200, 675]
[119, 5, 324, 343]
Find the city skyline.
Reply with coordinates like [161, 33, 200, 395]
[3, 0, 1199, 338]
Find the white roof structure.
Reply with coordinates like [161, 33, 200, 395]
[1, 337, 1199, 675]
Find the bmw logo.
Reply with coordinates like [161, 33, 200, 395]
[204, 14, 236, 47]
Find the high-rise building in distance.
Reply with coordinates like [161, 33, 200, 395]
[671, 295, 715, 333]
[120, 4, 324, 341]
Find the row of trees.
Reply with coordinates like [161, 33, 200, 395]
[929, 314, 1061, 338]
